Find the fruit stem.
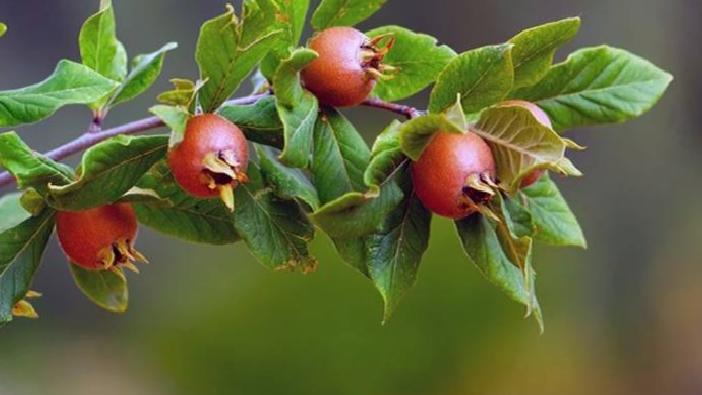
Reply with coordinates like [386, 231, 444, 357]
[0, 94, 422, 189]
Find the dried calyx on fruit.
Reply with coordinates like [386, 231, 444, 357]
[499, 100, 553, 187]
[301, 26, 396, 107]
[167, 114, 249, 211]
[56, 203, 147, 273]
[411, 131, 497, 220]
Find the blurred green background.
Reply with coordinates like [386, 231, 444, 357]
[0, 1, 698, 394]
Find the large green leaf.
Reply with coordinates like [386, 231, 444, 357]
[79, 0, 127, 83]
[0, 209, 55, 323]
[473, 105, 572, 194]
[257, 145, 320, 210]
[429, 44, 514, 114]
[0, 132, 75, 193]
[311, 107, 369, 204]
[311, 0, 386, 30]
[69, 264, 128, 313]
[508, 17, 580, 89]
[364, 120, 406, 188]
[273, 48, 319, 168]
[260, 0, 312, 80]
[455, 213, 543, 331]
[512, 46, 673, 131]
[110, 42, 178, 107]
[520, 173, 586, 248]
[134, 162, 240, 245]
[234, 164, 317, 272]
[219, 96, 284, 148]
[367, 26, 456, 102]
[0, 193, 31, 233]
[0, 60, 119, 127]
[46, 135, 168, 211]
[196, 2, 284, 112]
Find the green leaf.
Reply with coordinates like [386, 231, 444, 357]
[332, 238, 369, 276]
[311, 0, 386, 30]
[367, 26, 456, 102]
[219, 96, 284, 148]
[0, 60, 119, 127]
[473, 105, 568, 194]
[398, 113, 463, 161]
[520, 173, 586, 248]
[234, 164, 317, 271]
[0, 132, 75, 193]
[149, 105, 190, 147]
[366, 169, 431, 321]
[499, 193, 534, 239]
[509, 17, 581, 89]
[157, 78, 203, 109]
[311, 107, 369, 204]
[0, 23, 7, 38]
[0, 194, 31, 233]
[46, 135, 168, 211]
[79, 0, 127, 83]
[273, 48, 319, 168]
[134, 162, 240, 245]
[69, 264, 128, 313]
[274, 0, 310, 45]
[512, 46, 673, 131]
[429, 44, 514, 114]
[311, 180, 403, 239]
[0, 209, 55, 323]
[196, 2, 284, 112]
[257, 145, 320, 210]
[110, 42, 178, 107]
[455, 213, 542, 331]
[364, 120, 406, 188]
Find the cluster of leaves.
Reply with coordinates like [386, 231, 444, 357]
[0, 1, 671, 328]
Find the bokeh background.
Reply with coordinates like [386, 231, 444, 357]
[0, 0, 699, 394]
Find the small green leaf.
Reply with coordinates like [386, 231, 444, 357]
[234, 164, 317, 272]
[0, 23, 7, 38]
[311, 0, 386, 30]
[69, 264, 128, 313]
[219, 96, 284, 148]
[512, 46, 673, 131]
[473, 105, 568, 194]
[498, 193, 534, 239]
[0, 60, 119, 127]
[46, 135, 168, 211]
[398, 113, 463, 161]
[110, 42, 178, 107]
[273, 48, 319, 168]
[0, 132, 74, 193]
[196, 2, 285, 112]
[311, 180, 403, 239]
[274, 0, 310, 44]
[79, 0, 127, 83]
[520, 173, 586, 248]
[134, 162, 240, 245]
[367, 26, 456, 102]
[257, 145, 320, 210]
[429, 44, 514, 114]
[157, 78, 203, 109]
[149, 105, 190, 147]
[509, 17, 580, 89]
[455, 213, 543, 331]
[311, 107, 369, 204]
[364, 120, 406, 188]
[0, 194, 31, 233]
[0, 209, 55, 323]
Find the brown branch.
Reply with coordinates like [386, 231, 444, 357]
[0, 95, 422, 189]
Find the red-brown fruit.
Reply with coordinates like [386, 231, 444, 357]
[500, 100, 553, 187]
[411, 131, 496, 220]
[56, 203, 146, 271]
[301, 27, 391, 107]
[167, 114, 249, 211]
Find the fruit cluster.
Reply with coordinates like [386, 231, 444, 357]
[0, 1, 671, 328]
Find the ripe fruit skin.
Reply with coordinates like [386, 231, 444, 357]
[411, 131, 496, 219]
[167, 114, 249, 210]
[302, 27, 386, 107]
[500, 100, 553, 187]
[56, 203, 144, 271]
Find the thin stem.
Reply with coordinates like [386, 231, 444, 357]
[0, 94, 421, 189]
